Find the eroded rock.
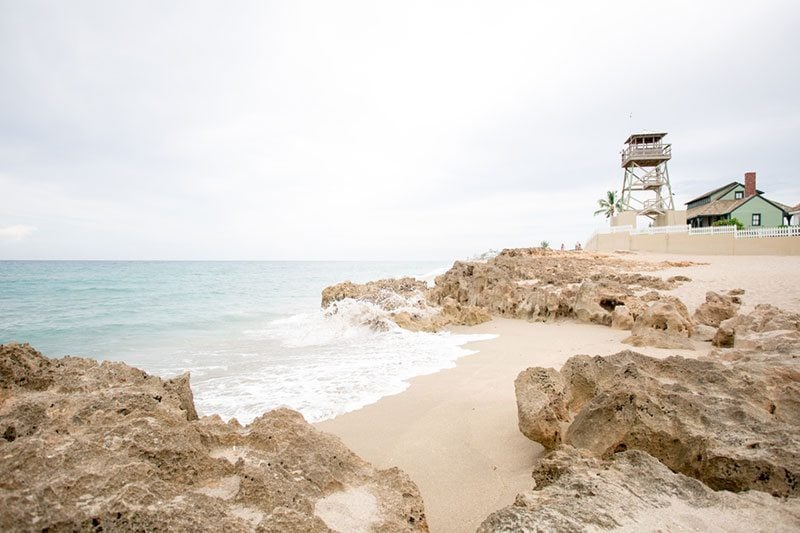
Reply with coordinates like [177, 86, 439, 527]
[323, 250, 695, 332]
[321, 277, 430, 309]
[623, 299, 694, 350]
[514, 349, 800, 496]
[694, 290, 741, 327]
[478, 447, 800, 532]
[610, 305, 634, 330]
[0, 344, 428, 532]
[714, 304, 800, 350]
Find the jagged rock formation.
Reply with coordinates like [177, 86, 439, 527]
[478, 447, 800, 532]
[514, 349, 800, 496]
[694, 290, 742, 327]
[0, 344, 428, 532]
[320, 249, 695, 335]
[321, 278, 429, 309]
[623, 298, 695, 350]
[320, 277, 490, 332]
[610, 305, 635, 330]
[427, 250, 690, 327]
[713, 303, 800, 351]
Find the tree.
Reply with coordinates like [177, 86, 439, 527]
[594, 190, 622, 219]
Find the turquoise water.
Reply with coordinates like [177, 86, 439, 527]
[1, 261, 492, 422]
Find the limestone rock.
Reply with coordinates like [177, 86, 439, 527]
[321, 277, 429, 309]
[572, 281, 627, 326]
[427, 255, 658, 327]
[0, 344, 428, 532]
[623, 299, 694, 350]
[712, 322, 735, 347]
[610, 305, 634, 330]
[714, 304, 800, 350]
[693, 290, 741, 327]
[320, 249, 695, 332]
[693, 323, 717, 342]
[478, 447, 800, 532]
[513, 350, 800, 496]
[439, 298, 492, 326]
[514, 367, 567, 450]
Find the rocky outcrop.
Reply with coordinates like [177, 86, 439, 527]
[571, 280, 627, 326]
[321, 277, 430, 309]
[426, 250, 691, 328]
[321, 277, 451, 332]
[693, 323, 718, 342]
[623, 298, 694, 350]
[0, 344, 428, 532]
[514, 349, 800, 496]
[478, 447, 800, 532]
[322, 250, 695, 333]
[694, 290, 741, 327]
[714, 304, 800, 351]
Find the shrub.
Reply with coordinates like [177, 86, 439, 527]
[712, 217, 744, 230]
[540, 240, 550, 250]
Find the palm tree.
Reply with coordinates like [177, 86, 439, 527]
[594, 190, 622, 219]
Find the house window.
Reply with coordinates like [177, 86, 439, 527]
[735, 191, 744, 199]
[752, 213, 761, 226]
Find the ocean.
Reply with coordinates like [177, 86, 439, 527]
[0, 261, 494, 423]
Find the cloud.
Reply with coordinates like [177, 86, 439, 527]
[0, 224, 37, 242]
[0, 2, 798, 259]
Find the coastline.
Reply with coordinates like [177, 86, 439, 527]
[6, 251, 800, 530]
[316, 317, 706, 532]
[316, 252, 800, 532]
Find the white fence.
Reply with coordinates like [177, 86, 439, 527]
[687, 225, 736, 236]
[737, 226, 800, 239]
[593, 224, 800, 240]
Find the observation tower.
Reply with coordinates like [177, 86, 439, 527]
[619, 132, 675, 220]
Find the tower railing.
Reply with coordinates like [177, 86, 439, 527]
[621, 144, 671, 166]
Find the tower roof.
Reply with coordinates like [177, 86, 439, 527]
[624, 132, 668, 145]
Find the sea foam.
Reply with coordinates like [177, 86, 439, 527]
[186, 298, 495, 424]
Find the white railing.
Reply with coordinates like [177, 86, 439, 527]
[594, 224, 800, 239]
[688, 225, 737, 236]
[621, 145, 672, 165]
[737, 226, 800, 239]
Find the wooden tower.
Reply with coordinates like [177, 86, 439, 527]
[619, 132, 675, 219]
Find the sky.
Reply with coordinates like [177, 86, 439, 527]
[1, 1, 799, 260]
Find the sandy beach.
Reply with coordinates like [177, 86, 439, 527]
[317, 253, 800, 532]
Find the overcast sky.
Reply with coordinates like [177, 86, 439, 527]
[1, 1, 799, 260]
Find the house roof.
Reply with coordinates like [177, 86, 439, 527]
[685, 181, 764, 205]
[686, 198, 747, 219]
[685, 182, 738, 205]
[790, 203, 800, 214]
[687, 194, 791, 220]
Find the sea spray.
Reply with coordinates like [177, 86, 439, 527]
[218, 297, 496, 422]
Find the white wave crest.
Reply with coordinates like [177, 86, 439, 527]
[254, 290, 438, 348]
[206, 295, 498, 423]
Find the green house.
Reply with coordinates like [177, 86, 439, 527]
[686, 172, 789, 228]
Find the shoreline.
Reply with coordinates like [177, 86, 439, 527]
[316, 252, 800, 532]
[316, 317, 707, 532]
